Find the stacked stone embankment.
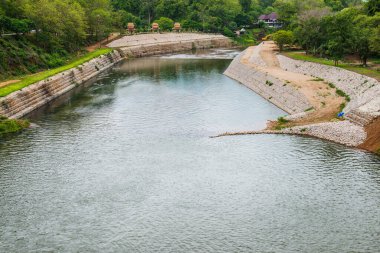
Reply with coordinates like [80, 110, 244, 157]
[224, 49, 312, 114]
[0, 51, 123, 119]
[277, 55, 380, 126]
[219, 121, 366, 147]
[108, 33, 232, 57]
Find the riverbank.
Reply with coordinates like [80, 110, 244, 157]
[0, 33, 232, 120]
[223, 41, 380, 154]
[282, 51, 380, 81]
[0, 49, 113, 97]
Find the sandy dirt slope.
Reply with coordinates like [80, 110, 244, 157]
[242, 42, 344, 125]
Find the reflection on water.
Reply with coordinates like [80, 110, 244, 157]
[0, 52, 379, 252]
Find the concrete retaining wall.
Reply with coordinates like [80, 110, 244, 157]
[119, 37, 231, 57]
[224, 50, 312, 114]
[0, 51, 123, 119]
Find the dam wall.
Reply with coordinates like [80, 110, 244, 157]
[108, 33, 232, 57]
[0, 33, 232, 119]
[277, 55, 380, 126]
[224, 50, 312, 115]
[0, 51, 123, 119]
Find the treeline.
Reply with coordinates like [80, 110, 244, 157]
[0, 0, 281, 53]
[272, 0, 380, 66]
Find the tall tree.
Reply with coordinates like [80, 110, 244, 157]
[239, 0, 252, 12]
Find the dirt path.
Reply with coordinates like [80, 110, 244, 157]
[242, 42, 344, 126]
[86, 33, 120, 52]
[0, 80, 20, 89]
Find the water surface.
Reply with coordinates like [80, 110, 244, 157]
[1, 52, 379, 252]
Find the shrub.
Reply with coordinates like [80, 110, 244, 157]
[0, 116, 30, 137]
[154, 17, 174, 31]
[278, 116, 289, 124]
[223, 27, 235, 38]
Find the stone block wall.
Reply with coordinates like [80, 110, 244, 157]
[0, 51, 123, 118]
[119, 38, 231, 58]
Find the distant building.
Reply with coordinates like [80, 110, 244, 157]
[258, 13, 282, 28]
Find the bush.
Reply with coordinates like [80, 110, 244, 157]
[0, 117, 30, 137]
[223, 27, 235, 38]
[154, 17, 174, 31]
[272, 30, 294, 51]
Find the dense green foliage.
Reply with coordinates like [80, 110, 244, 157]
[273, 0, 380, 66]
[0, 116, 30, 138]
[272, 30, 294, 51]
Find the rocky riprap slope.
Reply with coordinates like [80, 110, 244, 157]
[224, 48, 312, 114]
[278, 55, 380, 126]
[0, 51, 123, 119]
[107, 33, 232, 57]
[222, 44, 380, 148]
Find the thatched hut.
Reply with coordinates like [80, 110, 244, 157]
[127, 23, 135, 34]
[152, 23, 159, 32]
[173, 22, 181, 32]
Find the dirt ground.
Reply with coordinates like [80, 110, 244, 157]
[359, 117, 380, 154]
[242, 42, 344, 127]
[86, 33, 120, 52]
[0, 79, 20, 88]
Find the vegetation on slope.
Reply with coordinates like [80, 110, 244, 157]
[0, 116, 30, 138]
[283, 52, 380, 81]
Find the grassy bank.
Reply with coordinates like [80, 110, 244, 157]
[0, 48, 113, 97]
[283, 52, 380, 81]
[232, 29, 259, 48]
[0, 116, 30, 138]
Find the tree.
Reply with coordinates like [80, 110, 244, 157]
[89, 8, 112, 40]
[239, 0, 252, 12]
[321, 8, 357, 65]
[273, 0, 298, 27]
[156, 0, 187, 20]
[295, 8, 330, 54]
[154, 17, 174, 31]
[113, 10, 141, 34]
[365, 0, 380, 16]
[272, 30, 294, 51]
[352, 14, 379, 66]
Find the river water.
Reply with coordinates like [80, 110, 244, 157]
[1, 50, 379, 252]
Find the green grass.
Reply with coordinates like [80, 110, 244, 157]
[0, 116, 30, 137]
[0, 48, 113, 97]
[283, 52, 380, 81]
[232, 30, 258, 48]
[277, 116, 289, 124]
